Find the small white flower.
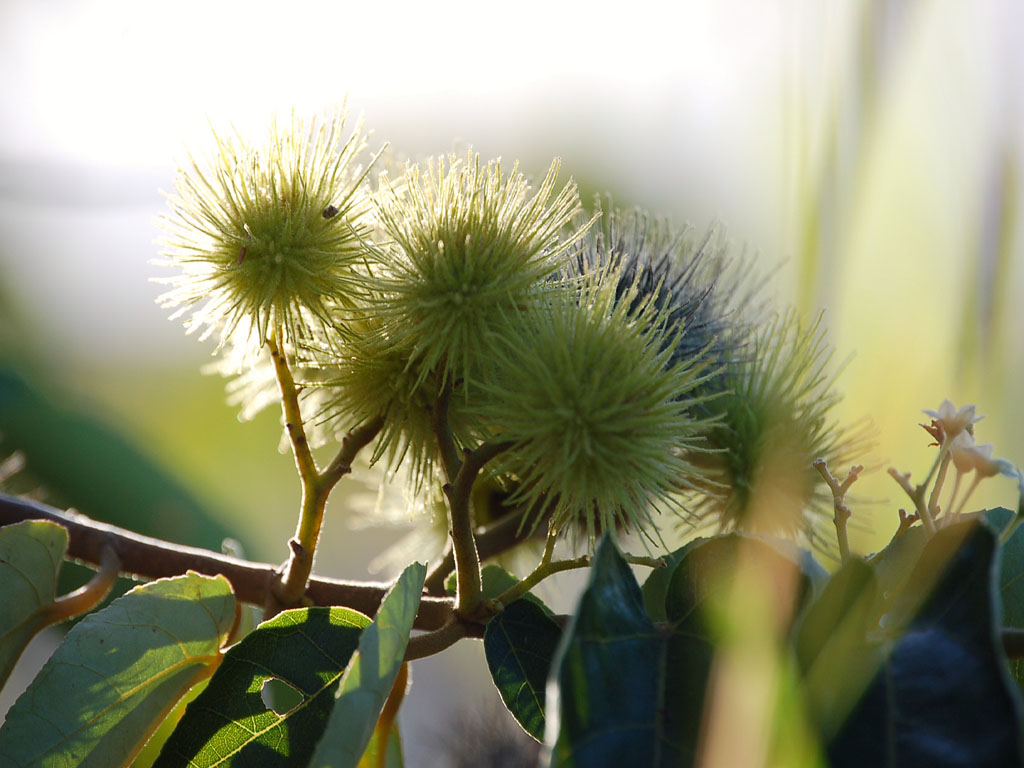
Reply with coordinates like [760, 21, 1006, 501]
[923, 399, 983, 442]
[949, 432, 1015, 479]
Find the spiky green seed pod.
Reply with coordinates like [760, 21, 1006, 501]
[308, 309, 477, 493]
[155, 109, 382, 353]
[568, 206, 749, 391]
[473, 263, 718, 544]
[689, 311, 871, 549]
[369, 152, 590, 388]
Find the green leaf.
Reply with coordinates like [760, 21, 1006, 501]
[793, 558, 883, 739]
[662, 533, 816, 763]
[986, 507, 1024, 691]
[155, 606, 370, 767]
[309, 563, 425, 768]
[868, 524, 930, 600]
[550, 533, 816, 767]
[640, 542, 690, 622]
[642, 533, 825, 623]
[445, 564, 551, 613]
[0, 520, 67, 688]
[828, 521, 1024, 767]
[548, 535, 665, 767]
[484, 599, 563, 741]
[0, 572, 236, 768]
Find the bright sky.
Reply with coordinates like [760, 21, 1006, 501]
[0, 0, 1022, 517]
[0, 0, 779, 166]
[0, 0, 794, 360]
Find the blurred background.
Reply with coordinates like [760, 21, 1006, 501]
[1, 0, 1022, 764]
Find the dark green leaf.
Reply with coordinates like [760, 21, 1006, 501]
[155, 606, 370, 768]
[0, 520, 67, 688]
[642, 533, 824, 623]
[869, 525, 930, 601]
[550, 533, 816, 768]
[661, 533, 816, 762]
[986, 507, 1024, 691]
[309, 563, 425, 768]
[484, 599, 563, 741]
[0, 573, 236, 768]
[548, 535, 666, 767]
[828, 521, 1024, 768]
[640, 541, 692, 622]
[794, 558, 883, 738]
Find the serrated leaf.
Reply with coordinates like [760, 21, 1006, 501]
[828, 521, 1024, 767]
[0, 520, 67, 688]
[549, 533, 814, 767]
[484, 599, 562, 741]
[0, 572, 236, 768]
[309, 563, 425, 768]
[155, 605, 370, 767]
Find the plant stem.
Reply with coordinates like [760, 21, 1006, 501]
[927, 449, 951, 521]
[952, 475, 983, 519]
[423, 500, 550, 596]
[267, 331, 318, 486]
[814, 459, 862, 561]
[432, 382, 512, 617]
[888, 467, 936, 535]
[432, 379, 462, 482]
[44, 544, 120, 624]
[494, 555, 591, 607]
[265, 329, 383, 614]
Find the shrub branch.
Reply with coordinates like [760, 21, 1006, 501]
[0, 492, 455, 631]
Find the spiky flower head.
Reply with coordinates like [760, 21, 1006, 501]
[369, 152, 590, 388]
[156, 109, 381, 354]
[473, 262, 717, 544]
[689, 310, 870, 549]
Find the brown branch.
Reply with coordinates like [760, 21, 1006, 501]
[404, 618, 481, 662]
[0, 492, 454, 631]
